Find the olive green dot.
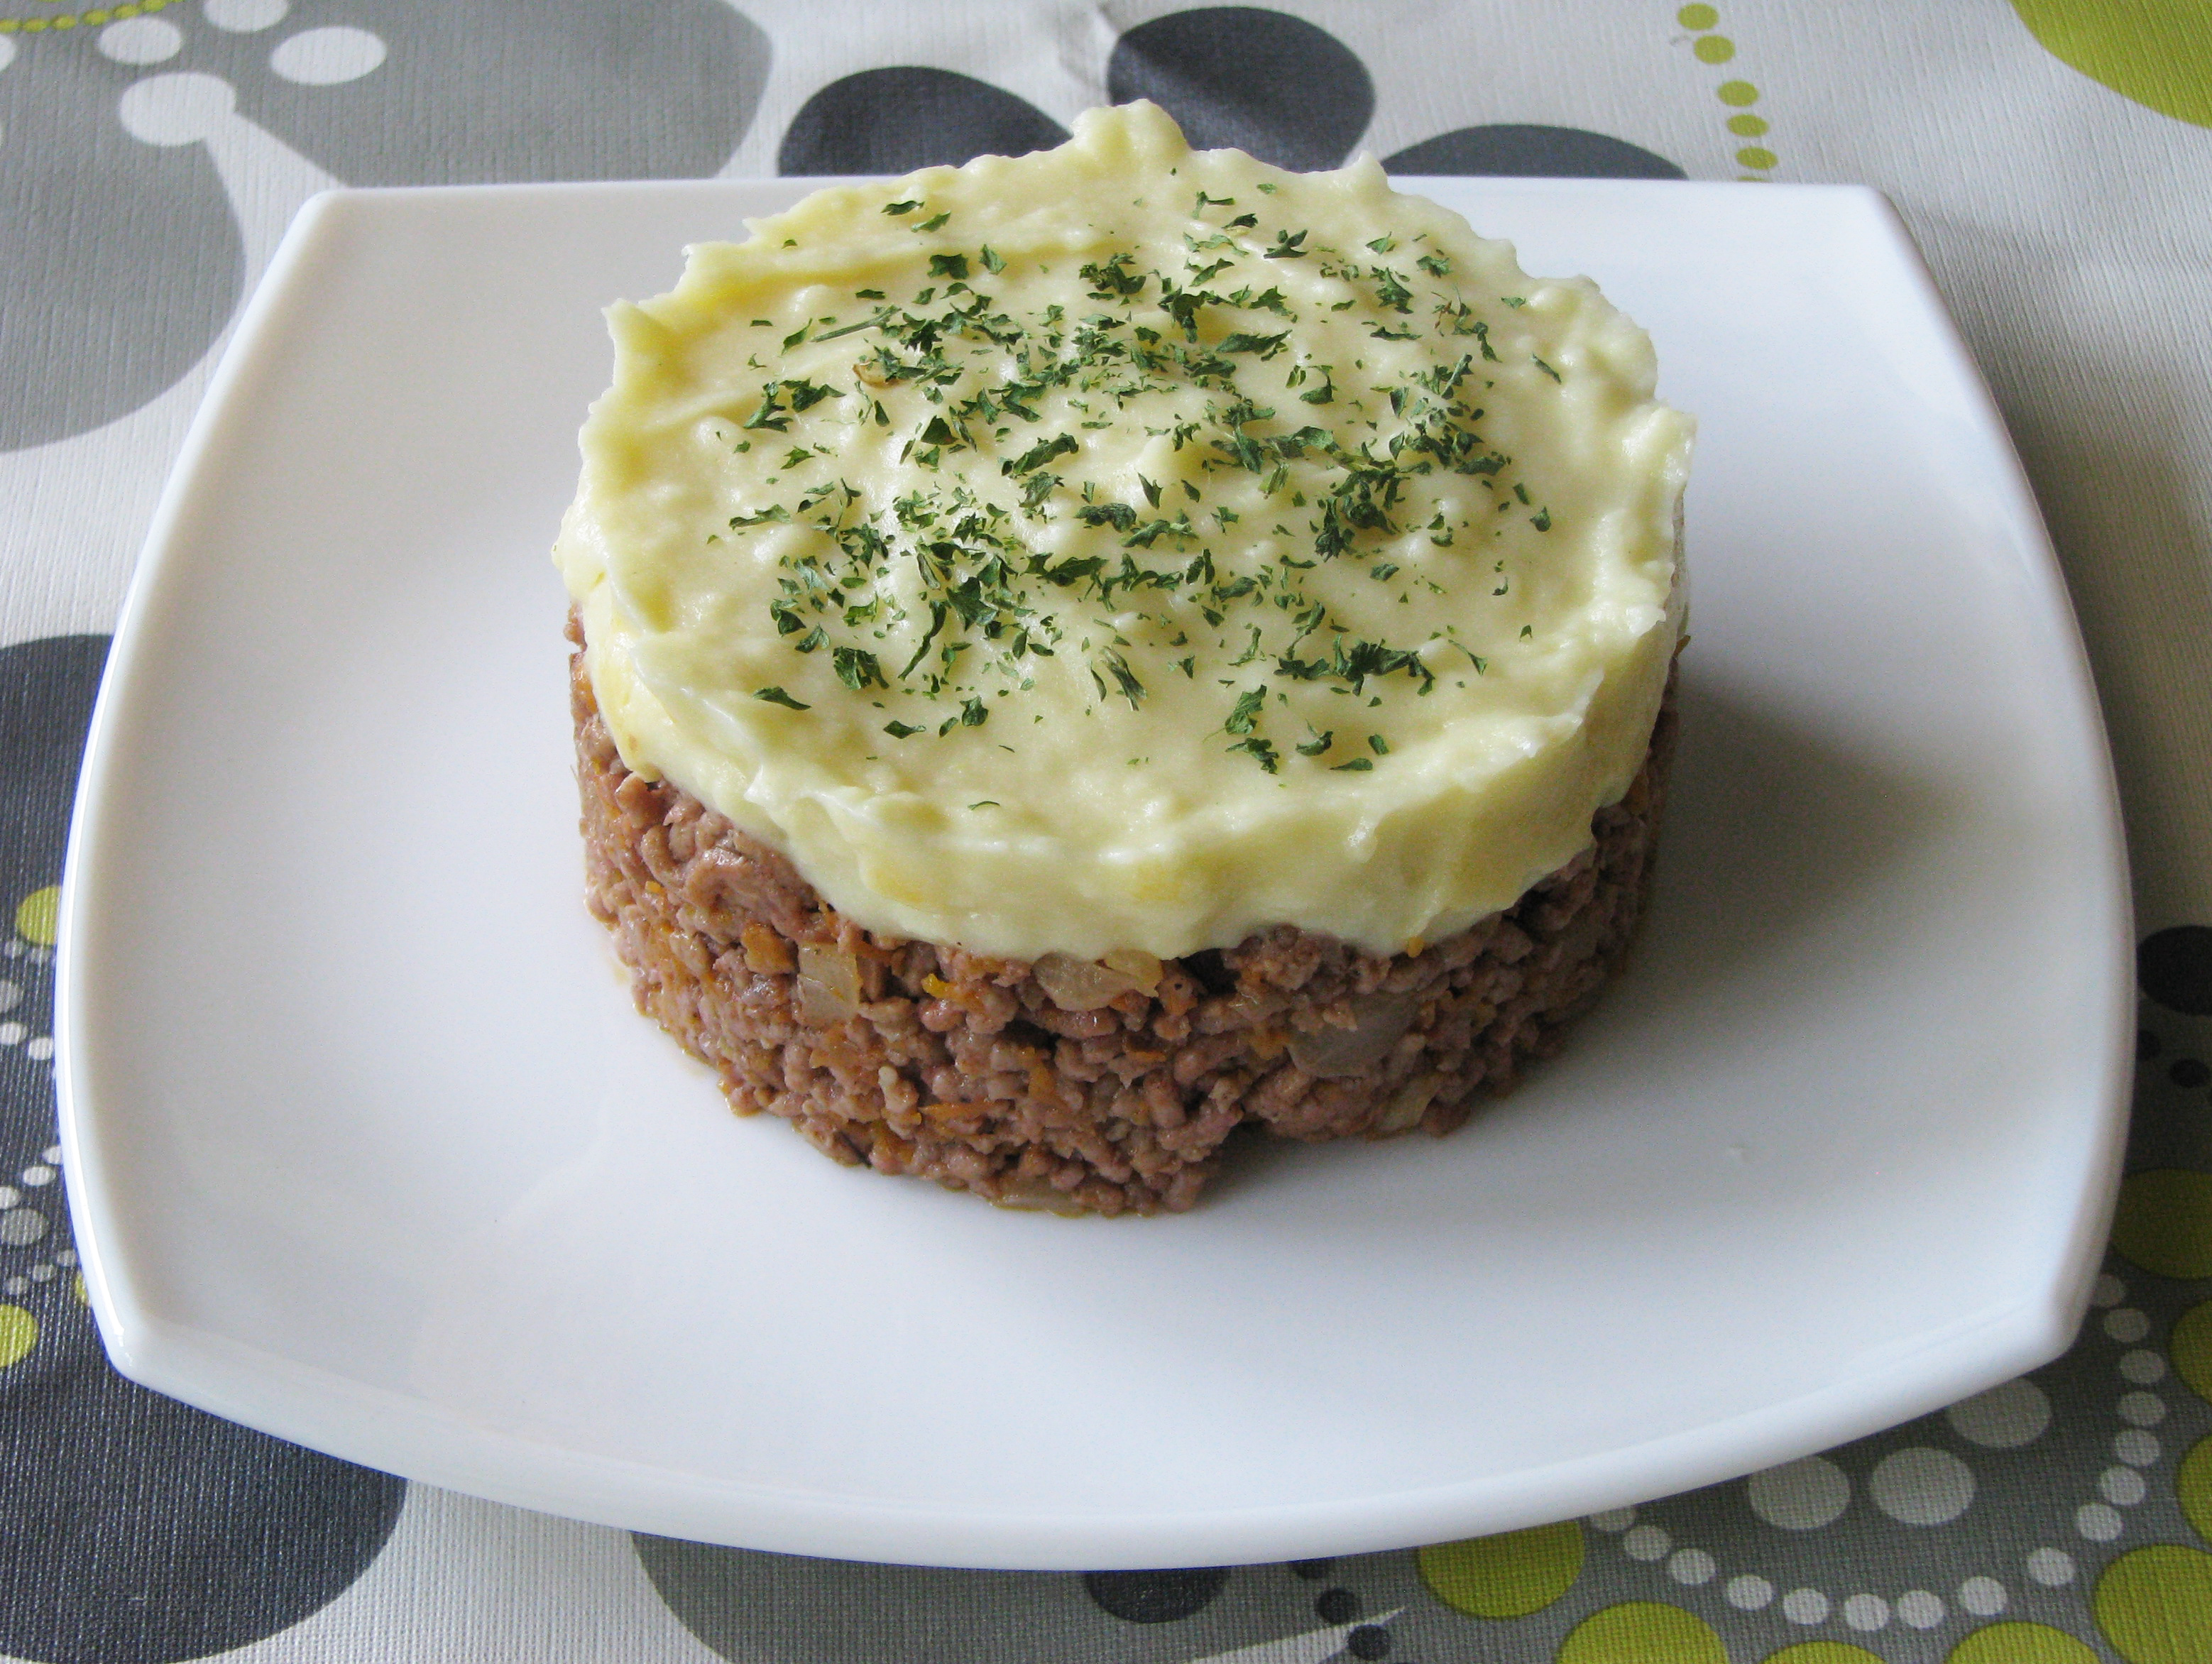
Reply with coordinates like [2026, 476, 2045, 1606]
[1736, 146, 1777, 169]
[1694, 35, 1736, 63]
[1717, 78, 1758, 104]
[1678, 4, 1719, 27]
[2179, 1432, 2212, 1545]
[13, 887, 57, 948]
[1418, 1521, 1584, 1618]
[1949, 1623, 2099, 1664]
[2010, 0, 2212, 129]
[2177, 1301, 2212, 1406]
[1727, 114, 1769, 136]
[1557, 1603, 1726, 1664]
[0, 1306, 35, 1369]
[2113, 1169, 2212, 1279]
[2093, 1544, 2212, 1663]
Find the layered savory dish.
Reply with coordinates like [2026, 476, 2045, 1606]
[555, 102, 1693, 1213]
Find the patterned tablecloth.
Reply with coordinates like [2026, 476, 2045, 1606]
[6, 2, 2212, 1660]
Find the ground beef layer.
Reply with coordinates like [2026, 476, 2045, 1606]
[571, 623, 1677, 1215]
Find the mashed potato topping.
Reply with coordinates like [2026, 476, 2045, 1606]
[555, 102, 1692, 960]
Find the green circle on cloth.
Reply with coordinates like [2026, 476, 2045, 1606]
[1555, 1602, 1725, 1664]
[2094, 1545, 2212, 1663]
[11, 886, 55, 948]
[1418, 1521, 1584, 1616]
[2174, 1301, 2212, 1403]
[1765, 1643, 1885, 1663]
[2179, 1433, 2212, 1545]
[1949, 1622, 2100, 1663]
[2111, 1171, 2212, 1279]
[0, 1305, 35, 1369]
[2008, 1, 2212, 128]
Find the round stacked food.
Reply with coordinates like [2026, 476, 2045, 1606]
[556, 102, 1692, 1213]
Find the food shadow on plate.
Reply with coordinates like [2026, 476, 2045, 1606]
[1633, 669, 1959, 1002]
[1217, 669, 1959, 1198]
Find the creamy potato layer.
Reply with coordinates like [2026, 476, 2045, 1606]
[556, 102, 1692, 960]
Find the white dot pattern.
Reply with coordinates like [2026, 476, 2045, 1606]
[1841, 1592, 1889, 1631]
[1895, 1590, 1946, 1629]
[99, 17, 184, 64]
[1746, 1455, 1851, 1530]
[1946, 1378, 2051, 1448]
[204, 0, 290, 28]
[1666, 1549, 1716, 1586]
[1869, 1447, 1974, 1526]
[269, 26, 387, 86]
[2104, 1307, 2152, 1343]
[1958, 1576, 2006, 1616]
[2098, 1465, 2147, 1506]
[2118, 1391, 2168, 1427]
[117, 72, 241, 147]
[2120, 1348, 2168, 1384]
[2113, 1429, 2160, 1466]
[2076, 1502, 2123, 1542]
[1780, 1588, 1830, 1626]
[1725, 1575, 1775, 1611]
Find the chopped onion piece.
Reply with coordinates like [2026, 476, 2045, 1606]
[1100, 947, 1164, 994]
[1034, 951, 1146, 1011]
[1289, 992, 1418, 1079]
[796, 941, 862, 1023]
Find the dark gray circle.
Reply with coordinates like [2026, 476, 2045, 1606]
[0, 630, 409, 1664]
[1083, 1566, 1230, 1623]
[779, 66, 1069, 174]
[1384, 124, 1685, 180]
[2141, 926, 2212, 1014]
[0, 1322, 406, 1663]
[1107, 6, 1374, 170]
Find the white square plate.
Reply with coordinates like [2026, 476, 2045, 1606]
[58, 177, 2131, 1570]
